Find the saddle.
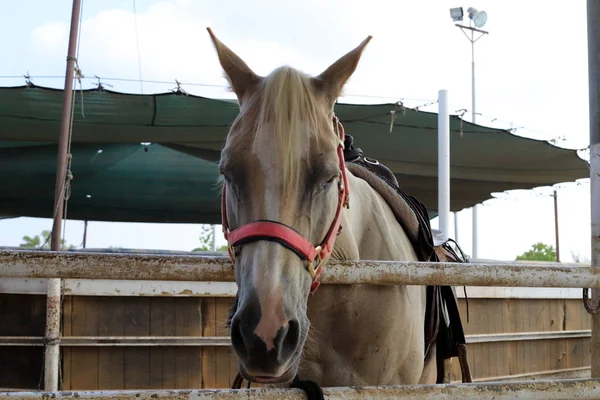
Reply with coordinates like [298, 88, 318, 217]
[343, 134, 472, 384]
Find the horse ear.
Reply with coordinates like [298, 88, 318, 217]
[206, 28, 261, 101]
[314, 35, 373, 105]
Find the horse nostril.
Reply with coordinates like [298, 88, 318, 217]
[230, 317, 248, 359]
[279, 319, 300, 358]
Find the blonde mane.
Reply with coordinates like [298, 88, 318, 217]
[250, 66, 326, 190]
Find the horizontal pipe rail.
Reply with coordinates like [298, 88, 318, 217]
[0, 336, 231, 347]
[466, 329, 592, 344]
[458, 366, 591, 383]
[0, 330, 591, 347]
[2, 379, 600, 399]
[1, 278, 591, 299]
[1, 250, 599, 288]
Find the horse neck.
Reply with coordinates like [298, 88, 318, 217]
[335, 172, 419, 262]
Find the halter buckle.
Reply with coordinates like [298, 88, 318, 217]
[307, 246, 323, 280]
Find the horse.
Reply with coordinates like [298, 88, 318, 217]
[206, 28, 458, 389]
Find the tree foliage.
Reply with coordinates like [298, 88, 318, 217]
[20, 230, 76, 250]
[192, 225, 228, 252]
[516, 242, 557, 262]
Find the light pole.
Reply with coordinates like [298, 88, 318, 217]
[450, 6, 489, 260]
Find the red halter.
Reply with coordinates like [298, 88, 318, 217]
[221, 116, 350, 294]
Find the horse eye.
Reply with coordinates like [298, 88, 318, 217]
[323, 175, 337, 189]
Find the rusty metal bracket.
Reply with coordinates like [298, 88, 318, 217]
[583, 288, 600, 315]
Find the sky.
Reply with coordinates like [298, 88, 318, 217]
[0, 0, 593, 262]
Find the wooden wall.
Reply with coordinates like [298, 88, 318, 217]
[0, 294, 46, 390]
[448, 298, 592, 382]
[0, 294, 592, 390]
[61, 296, 239, 390]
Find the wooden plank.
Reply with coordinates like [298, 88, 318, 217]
[0, 294, 46, 336]
[161, 298, 176, 389]
[201, 298, 217, 388]
[514, 300, 525, 374]
[479, 299, 490, 378]
[565, 299, 586, 371]
[215, 298, 232, 388]
[524, 300, 533, 374]
[0, 347, 44, 390]
[97, 297, 124, 389]
[0, 293, 46, 390]
[548, 298, 565, 331]
[62, 296, 72, 390]
[567, 335, 586, 369]
[566, 299, 587, 330]
[583, 336, 592, 366]
[123, 298, 150, 389]
[175, 297, 202, 389]
[68, 297, 99, 389]
[492, 300, 506, 376]
[503, 299, 517, 376]
[530, 300, 544, 373]
[149, 298, 164, 390]
[551, 338, 568, 371]
[462, 298, 483, 379]
[457, 297, 469, 333]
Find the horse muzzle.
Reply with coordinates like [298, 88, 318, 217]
[230, 296, 304, 384]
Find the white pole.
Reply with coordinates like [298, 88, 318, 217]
[453, 212, 459, 242]
[44, 278, 61, 391]
[438, 90, 450, 241]
[470, 28, 479, 260]
[472, 205, 479, 260]
[471, 30, 477, 125]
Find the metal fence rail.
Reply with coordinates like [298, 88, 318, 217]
[1, 250, 598, 288]
[0, 330, 592, 346]
[2, 379, 600, 399]
[1, 249, 599, 393]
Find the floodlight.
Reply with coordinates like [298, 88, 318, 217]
[449, 7, 464, 22]
[467, 7, 487, 28]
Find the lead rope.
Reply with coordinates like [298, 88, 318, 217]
[231, 371, 324, 400]
[231, 372, 249, 389]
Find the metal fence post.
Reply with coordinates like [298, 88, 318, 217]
[587, 0, 600, 379]
[44, 278, 61, 391]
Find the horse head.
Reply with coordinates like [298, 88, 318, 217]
[207, 28, 372, 384]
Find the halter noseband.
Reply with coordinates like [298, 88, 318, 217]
[220, 116, 350, 294]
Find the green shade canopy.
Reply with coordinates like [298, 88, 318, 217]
[0, 84, 589, 223]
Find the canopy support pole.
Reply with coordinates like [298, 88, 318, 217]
[50, 0, 82, 251]
[438, 89, 450, 240]
[46, 0, 82, 391]
[587, 0, 600, 379]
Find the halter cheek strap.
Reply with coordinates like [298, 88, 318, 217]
[221, 116, 349, 294]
